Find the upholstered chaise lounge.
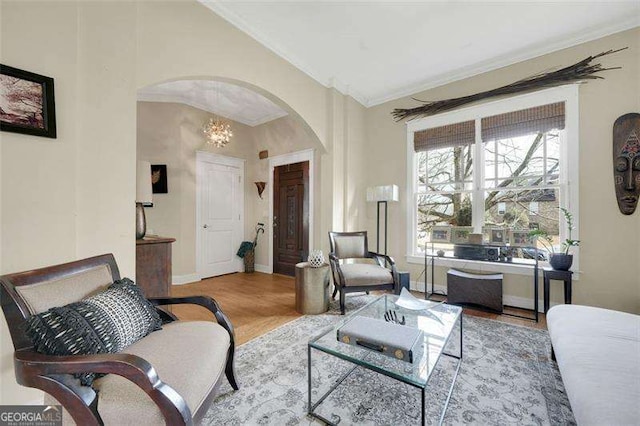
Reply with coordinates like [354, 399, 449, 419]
[0, 254, 238, 425]
[547, 304, 640, 425]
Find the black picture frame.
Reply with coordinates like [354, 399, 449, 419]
[151, 164, 168, 194]
[0, 64, 56, 138]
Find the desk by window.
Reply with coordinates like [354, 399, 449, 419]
[424, 244, 540, 322]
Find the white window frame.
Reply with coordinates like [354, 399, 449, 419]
[406, 85, 579, 275]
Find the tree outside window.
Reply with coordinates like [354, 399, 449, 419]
[413, 102, 566, 257]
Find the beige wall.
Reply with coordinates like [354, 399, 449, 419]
[344, 96, 368, 232]
[137, 102, 254, 276]
[244, 114, 322, 267]
[1, 1, 138, 405]
[136, 1, 328, 151]
[364, 28, 640, 314]
[0, 0, 348, 406]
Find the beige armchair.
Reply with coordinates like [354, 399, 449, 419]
[328, 231, 398, 314]
[0, 254, 237, 425]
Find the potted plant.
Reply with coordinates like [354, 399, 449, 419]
[529, 208, 580, 271]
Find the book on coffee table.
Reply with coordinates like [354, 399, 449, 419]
[337, 315, 423, 363]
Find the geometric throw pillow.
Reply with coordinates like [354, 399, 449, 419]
[25, 278, 162, 386]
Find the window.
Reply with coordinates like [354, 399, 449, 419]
[407, 87, 579, 266]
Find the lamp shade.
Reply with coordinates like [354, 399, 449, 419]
[136, 161, 153, 203]
[366, 185, 399, 202]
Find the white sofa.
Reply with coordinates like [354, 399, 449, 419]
[547, 304, 640, 426]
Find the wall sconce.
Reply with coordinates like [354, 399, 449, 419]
[255, 181, 266, 199]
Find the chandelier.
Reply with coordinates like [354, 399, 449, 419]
[202, 116, 233, 147]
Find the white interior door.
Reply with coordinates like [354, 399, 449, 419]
[197, 152, 244, 278]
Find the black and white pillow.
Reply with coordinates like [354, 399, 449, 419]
[26, 278, 162, 385]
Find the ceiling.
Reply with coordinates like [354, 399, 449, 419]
[137, 80, 288, 127]
[201, 1, 640, 107]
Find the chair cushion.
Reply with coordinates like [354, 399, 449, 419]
[93, 321, 230, 425]
[26, 278, 162, 385]
[333, 234, 366, 259]
[16, 264, 113, 314]
[340, 263, 393, 287]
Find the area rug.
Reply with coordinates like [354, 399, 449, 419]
[202, 295, 575, 425]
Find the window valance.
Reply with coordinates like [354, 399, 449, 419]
[413, 120, 475, 152]
[481, 102, 565, 141]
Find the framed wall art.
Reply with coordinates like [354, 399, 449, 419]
[0, 64, 56, 138]
[510, 230, 533, 247]
[489, 228, 507, 245]
[451, 226, 473, 244]
[151, 164, 168, 194]
[430, 226, 451, 243]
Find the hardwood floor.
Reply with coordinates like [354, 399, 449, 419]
[171, 272, 547, 345]
[171, 272, 300, 345]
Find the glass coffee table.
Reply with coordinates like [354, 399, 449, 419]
[308, 294, 463, 426]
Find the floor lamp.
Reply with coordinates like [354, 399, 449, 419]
[366, 185, 399, 258]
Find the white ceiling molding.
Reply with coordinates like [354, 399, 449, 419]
[368, 16, 640, 106]
[199, 0, 370, 105]
[137, 80, 288, 127]
[199, 0, 639, 108]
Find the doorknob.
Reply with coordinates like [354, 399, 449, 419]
[203, 224, 209, 229]
[273, 216, 278, 228]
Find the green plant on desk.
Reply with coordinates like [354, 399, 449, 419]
[529, 208, 579, 271]
[528, 207, 580, 255]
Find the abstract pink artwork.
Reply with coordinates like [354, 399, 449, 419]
[0, 65, 56, 138]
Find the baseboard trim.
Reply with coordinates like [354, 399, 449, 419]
[409, 280, 550, 313]
[172, 273, 200, 285]
[253, 264, 271, 274]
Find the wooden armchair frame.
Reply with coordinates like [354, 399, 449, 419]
[328, 231, 398, 314]
[0, 254, 238, 426]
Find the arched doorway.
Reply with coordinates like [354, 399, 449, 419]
[136, 77, 325, 282]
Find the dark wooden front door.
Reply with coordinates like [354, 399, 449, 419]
[273, 161, 309, 276]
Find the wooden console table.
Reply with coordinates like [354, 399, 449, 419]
[136, 236, 175, 298]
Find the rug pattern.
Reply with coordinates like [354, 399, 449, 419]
[202, 295, 574, 425]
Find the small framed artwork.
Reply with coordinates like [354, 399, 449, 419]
[0, 64, 56, 138]
[489, 228, 507, 245]
[151, 164, 168, 194]
[510, 230, 533, 247]
[430, 226, 451, 243]
[451, 226, 473, 244]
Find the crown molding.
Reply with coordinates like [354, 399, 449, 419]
[198, 0, 640, 108]
[199, 2, 331, 87]
[198, 0, 370, 107]
[366, 20, 640, 107]
[199, 0, 638, 109]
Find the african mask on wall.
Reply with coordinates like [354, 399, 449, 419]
[613, 113, 640, 215]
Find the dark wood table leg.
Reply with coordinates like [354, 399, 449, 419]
[565, 276, 572, 304]
[544, 275, 550, 314]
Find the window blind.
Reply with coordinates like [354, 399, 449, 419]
[413, 120, 475, 152]
[481, 102, 565, 141]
